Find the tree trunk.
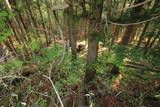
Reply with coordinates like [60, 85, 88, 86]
[7, 19, 21, 44]
[112, 26, 120, 43]
[145, 36, 153, 49]
[121, 0, 146, 45]
[11, 0, 30, 40]
[4, 0, 31, 59]
[45, 0, 54, 43]
[121, 25, 134, 45]
[17, 12, 31, 40]
[5, 39, 17, 56]
[25, 0, 40, 38]
[70, 27, 77, 60]
[78, 0, 105, 106]
[112, 0, 127, 44]
[85, 34, 99, 84]
[25, 8, 38, 39]
[144, 34, 159, 54]
[65, 4, 77, 60]
[85, 0, 104, 85]
[36, 0, 49, 46]
[136, 0, 159, 47]
[136, 22, 149, 47]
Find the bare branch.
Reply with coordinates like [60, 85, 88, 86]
[43, 75, 64, 107]
[108, 16, 160, 26]
[113, 0, 152, 13]
[0, 75, 28, 80]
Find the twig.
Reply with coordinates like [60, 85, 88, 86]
[113, 0, 152, 13]
[108, 15, 160, 26]
[116, 91, 123, 97]
[43, 75, 64, 107]
[0, 75, 28, 80]
[0, 75, 28, 89]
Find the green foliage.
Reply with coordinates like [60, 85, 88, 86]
[40, 48, 55, 60]
[17, 44, 26, 58]
[63, 73, 80, 84]
[128, 48, 143, 61]
[145, 49, 160, 66]
[29, 40, 40, 52]
[61, 54, 83, 85]
[36, 98, 47, 107]
[112, 45, 127, 66]
[55, 81, 64, 91]
[50, 53, 84, 96]
[89, 33, 105, 42]
[29, 44, 63, 63]
[0, 11, 8, 17]
[0, 58, 23, 72]
[7, 10, 16, 19]
[0, 29, 12, 42]
[10, 58, 23, 69]
[0, 10, 15, 21]
[102, 43, 127, 67]
[0, 65, 5, 71]
[126, 47, 160, 67]
[0, 10, 15, 43]
[16, 0, 25, 11]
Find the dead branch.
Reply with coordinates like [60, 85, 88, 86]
[108, 16, 160, 26]
[113, 0, 152, 13]
[0, 75, 28, 80]
[124, 60, 160, 73]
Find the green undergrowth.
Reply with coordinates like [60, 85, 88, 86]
[0, 42, 160, 106]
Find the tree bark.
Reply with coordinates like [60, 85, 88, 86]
[136, 0, 159, 47]
[79, 0, 105, 106]
[121, 25, 135, 45]
[36, 0, 49, 46]
[121, 0, 146, 45]
[144, 35, 159, 54]
[7, 19, 21, 45]
[45, 0, 54, 43]
[144, 35, 153, 49]
[85, 0, 104, 85]
[85, 34, 99, 84]
[25, 0, 40, 38]
[65, 3, 77, 60]
[136, 22, 149, 47]
[70, 27, 77, 60]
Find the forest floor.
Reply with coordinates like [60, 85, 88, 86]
[0, 42, 160, 107]
[1, 67, 160, 107]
